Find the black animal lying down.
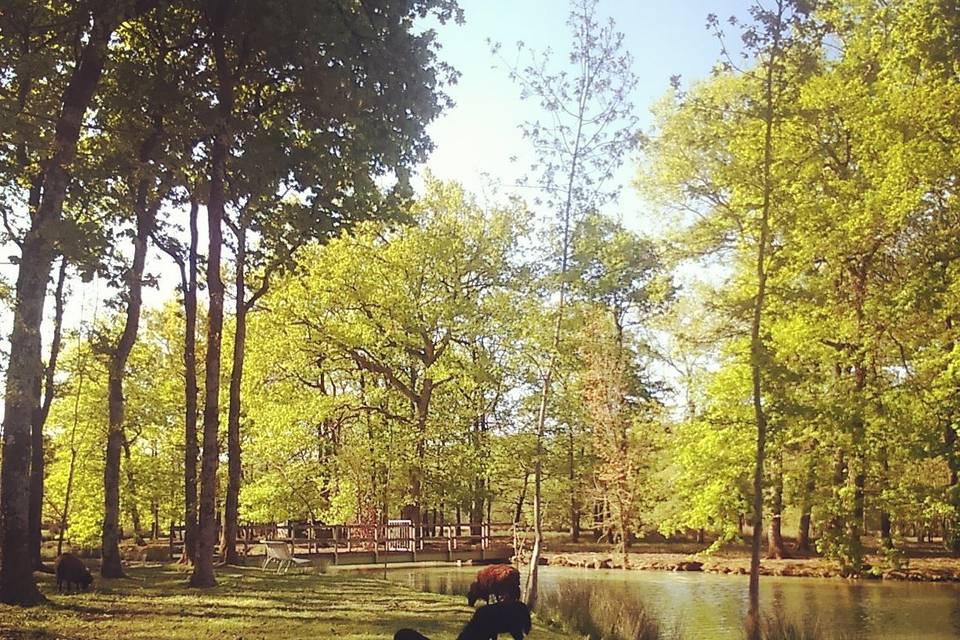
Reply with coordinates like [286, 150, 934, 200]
[394, 630, 430, 640]
[457, 601, 531, 640]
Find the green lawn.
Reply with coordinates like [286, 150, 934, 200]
[0, 565, 576, 640]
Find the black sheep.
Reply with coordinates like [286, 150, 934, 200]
[54, 553, 94, 593]
[457, 601, 531, 640]
[394, 630, 431, 640]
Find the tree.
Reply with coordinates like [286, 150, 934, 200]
[29, 257, 68, 571]
[274, 180, 522, 538]
[643, 1, 817, 634]
[200, 0, 463, 568]
[92, 4, 187, 577]
[495, 0, 640, 607]
[187, 0, 462, 586]
[154, 193, 202, 565]
[0, 1, 128, 605]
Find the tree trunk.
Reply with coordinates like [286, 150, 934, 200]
[190, 1, 238, 583]
[13, 24, 46, 573]
[846, 359, 867, 572]
[151, 501, 160, 540]
[746, 5, 783, 637]
[1, 240, 55, 604]
[192, 157, 227, 585]
[880, 511, 893, 550]
[222, 228, 248, 565]
[102, 370, 126, 578]
[470, 481, 484, 538]
[513, 470, 529, 526]
[0, 11, 114, 605]
[29, 257, 67, 571]
[122, 435, 146, 545]
[101, 185, 158, 578]
[525, 367, 552, 609]
[766, 461, 789, 559]
[183, 196, 200, 564]
[594, 500, 605, 541]
[796, 454, 816, 553]
[879, 447, 893, 551]
[569, 426, 580, 542]
[191, 22, 233, 583]
[411, 379, 433, 545]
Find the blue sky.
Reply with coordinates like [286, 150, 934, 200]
[421, 0, 755, 231]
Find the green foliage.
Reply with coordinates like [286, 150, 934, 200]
[643, 0, 960, 567]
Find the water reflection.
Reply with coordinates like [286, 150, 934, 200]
[381, 565, 960, 639]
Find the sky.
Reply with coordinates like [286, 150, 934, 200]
[420, 0, 755, 232]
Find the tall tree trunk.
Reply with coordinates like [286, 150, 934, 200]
[746, 5, 783, 637]
[151, 501, 160, 540]
[191, 17, 233, 584]
[29, 257, 67, 571]
[568, 426, 580, 542]
[767, 457, 789, 559]
[470, 477, 484, 538]
[513, 469, 529, 526]
[879, 447, 893, 551]
[222, 228, 247, 565]
[184, 197, 201, 564]
[410, 379, 433, 544]
[0, 12, 114, 605]
[122, 434, 146, 545]
[796, 455, 816, 553]
[101, 188, 158, 578]
[594, 499, 604, 541]
[846, 357, 868, 571]
[525, 366, 552, 609]
[526, 107, 581, 607]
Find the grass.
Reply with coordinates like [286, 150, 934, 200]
[536, 581, 672, 640]
[759, 614, 824, 640]
[0, 565, 577, 640]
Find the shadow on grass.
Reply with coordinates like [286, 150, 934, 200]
[6, 564, 511, 640]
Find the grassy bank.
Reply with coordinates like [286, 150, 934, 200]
[544, 543, 960, 582]
[0, 565, 576, 640]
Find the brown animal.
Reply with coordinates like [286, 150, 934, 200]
[54, 553, 94, 593]
[466, 564, 521, 606]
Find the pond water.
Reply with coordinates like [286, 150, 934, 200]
[381, 565, 960, 639]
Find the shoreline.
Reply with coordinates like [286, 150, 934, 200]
[543, 550, 960, 583]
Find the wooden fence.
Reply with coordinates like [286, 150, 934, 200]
[169, 520, 517, 565]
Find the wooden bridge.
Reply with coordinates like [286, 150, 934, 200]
[170, 520, 518, 566]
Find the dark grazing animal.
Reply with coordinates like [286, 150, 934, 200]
[457, 601, 531, 640]
[54, 553, 94, 593]
[466, 564, 521, 606]
[394, 630, 431, 640]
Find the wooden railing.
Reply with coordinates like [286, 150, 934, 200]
[169, 521, 517, 561]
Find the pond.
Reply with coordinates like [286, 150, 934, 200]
[380, 564, 960, 639]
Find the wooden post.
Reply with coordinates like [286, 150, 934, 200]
[410, 522, 416, 562]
